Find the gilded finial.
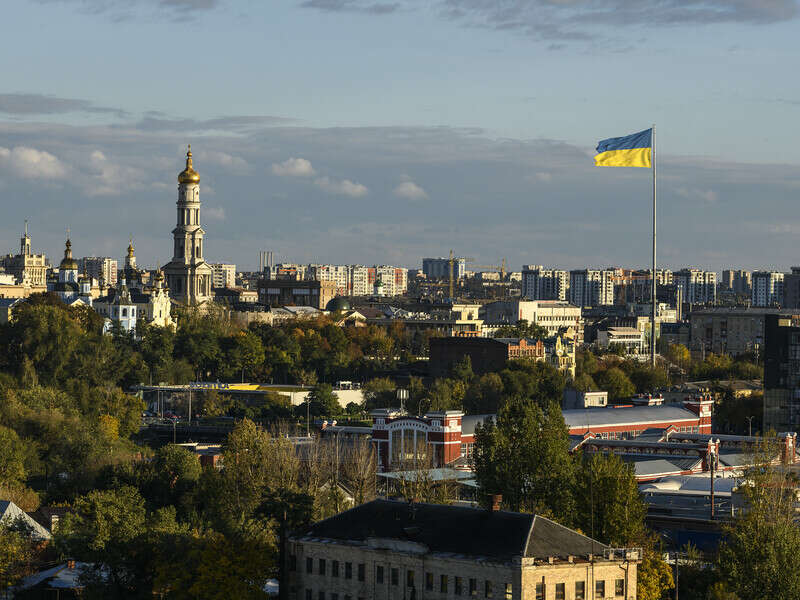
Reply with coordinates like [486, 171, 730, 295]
[178, 144, 200, 184]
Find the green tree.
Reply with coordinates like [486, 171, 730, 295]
[628, 364, 669, 394]
[572, 372, 598, 393]
[595, 367, 635, 401]
[306, 383, 341, 417]
[717, 445, 800, 600]
[362, 377, 396, 409]
[574, 453, 646, 546]
[0, 524, 34, 592]
[472, 397, 575, 523]
[0, 425, 26, 486]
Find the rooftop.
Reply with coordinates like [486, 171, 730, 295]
[294, 499, 610, 563]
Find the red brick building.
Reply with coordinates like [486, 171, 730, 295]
[370, 399, 714, 472]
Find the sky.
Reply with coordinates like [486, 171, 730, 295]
[1, 0, 799, 273]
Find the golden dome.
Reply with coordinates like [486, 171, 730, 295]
[178, 145, 200, 184]
[59, 238, 78, 271]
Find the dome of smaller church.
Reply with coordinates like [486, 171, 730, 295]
[326, 296, 352, 312]
[59, 239, 78, 271]
[178, 145, 200, 184]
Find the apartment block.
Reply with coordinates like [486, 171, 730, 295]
[210, 263, 236, 288]
[79, 256, 118, 286]
[673, 268, 717, 305]
[751, 271, 784, 307]
[423, 257, 465, 280]
[521, 266, 569, 301]
[568, 269, 615, 307]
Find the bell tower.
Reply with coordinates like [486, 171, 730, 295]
[162, 146, 213, 304]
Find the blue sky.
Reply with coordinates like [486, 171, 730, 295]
[1, 0, 799, 272]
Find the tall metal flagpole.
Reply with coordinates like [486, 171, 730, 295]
[651, 124, 657, 367]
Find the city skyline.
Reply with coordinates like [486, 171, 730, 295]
[1, 1, 799, 271]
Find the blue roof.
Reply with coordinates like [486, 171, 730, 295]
[563, 405, 699, 429]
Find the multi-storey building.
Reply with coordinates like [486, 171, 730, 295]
[751, 271, 784, 307]
[521, 266, 569, 300]
[568, 269, 615, 307]
[481, 299, 582, 339]
[673, 268, 717, 305]
[308, 264, 350, 295]
[687, 307, 798, 357]
[162, 147, 214, 305]
[80, 256, 117, 286]
[783, 267, 800, 309]
[375, 265, 408, 297]
[764, 314, 800, 431]
[423, 256, 465, 280]
[612, 269, 673, 304]
[287, 499, 640, 600]
[257, 278, 337, 309]
[210, 263, 236, 289]
[349, 265, 373, 296]
[264, 263, 308, 281]
[1, 223, 48, 286]
[721, 269, 752, 296]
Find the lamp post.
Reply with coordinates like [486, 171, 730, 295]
[746, 415, 755, 437]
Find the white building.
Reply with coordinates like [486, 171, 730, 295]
[308, 264, 349, 295]
[349, 265, 372, 296]
[569, 269, 615, 307]
[80, 256, 117, 286]
[210, 263, 236, 288]
[423, 256, 465, 279]
[751, 271, 784, 307]
[375, 265, 407, 297]
[522, 266, 569, 300]
[597, 326, 645, 354]
[481, 299, 582, 338]
[673, 268, 717, 305]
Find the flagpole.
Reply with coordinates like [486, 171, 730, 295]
[651, 124, 657, 368]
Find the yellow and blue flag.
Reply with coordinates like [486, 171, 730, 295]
[594, 128, 652, 168]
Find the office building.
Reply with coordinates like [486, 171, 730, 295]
[1, 223, 48, 286]
[687, 307, 797, 357]
[764, 314, 800, 431]
[257, 278, 337, 309]
[751, 271, 784, 307]
[481, 299, 582, 338]
[783, 267, 800, 309]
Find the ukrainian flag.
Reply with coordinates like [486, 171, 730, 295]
[594, 128, 652, 168]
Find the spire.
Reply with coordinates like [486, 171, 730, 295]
[127, 236, 134, 258]
[24, 220, 28, 237]
[178, 144, 200, 184]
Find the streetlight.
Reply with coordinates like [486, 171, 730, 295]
[746, 415, 755, 437]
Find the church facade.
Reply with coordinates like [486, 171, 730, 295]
[162, 146, 213, 305]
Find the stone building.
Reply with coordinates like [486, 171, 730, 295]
[162, 146, 213, 305]
[286, 499, 640, 600]
[2, 222, 48, 286]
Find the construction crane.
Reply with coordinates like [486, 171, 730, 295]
[448, 250, 473, 301]
[467, 257, 508, 280]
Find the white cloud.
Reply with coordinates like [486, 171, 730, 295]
[83, 149, 146, 196]
[205, 206, 226, 220]
[393, 180, 428, 200]
[0, 146, 67, 179]
[315, 176, 368, 197]
[197, 150, 248, 171]
[271, 157, 315, 177]
[675, 187, 718, 204]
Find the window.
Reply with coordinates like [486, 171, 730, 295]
[358, 564, 365, 582]
[391, 568, 398, 586]
[595, 581, 605, 599]
[470, 578, 477, 597]
[289, 555, 297, 572]
[505, 583, 512, 600]
[122, 308, 127, 317]
[485, 580, 493, 598]
[376, 565, 383, 584]
[345, 562, 352, 579]
[615, 579, 625, 597]
[535, 583, 545, 600]
[441, 575, 448, 593]
[304, 591, 312, 600]
[407, 570, 415, 588]
[306, 557, 313, 574]
[455, 577, 463, 595]
[426, 573, 433, 591]
[332, 561, 339, 577]
[575, 581, 586, 600]
[319, 559, 326, 576]
[555, 583, 565, 600]
[318, 593, 325, 600]
[331, 595, 338, 600]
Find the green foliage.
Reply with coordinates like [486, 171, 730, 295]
[0, 425, 27, 486]
[493, 319, 548, 340]
[595, 366, 635, 401]
[472, 397, 575, 523]
[572, 372, 598, 392]
[574, 453, 646, 546]
[306, 383, 341, 417]
[362, 377, 396, 409]
[0, 523, 34, 591]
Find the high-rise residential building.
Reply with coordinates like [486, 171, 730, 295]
[673, 268, 717, 305]
[569, 269, 615, 307]
[349, 265, 373, 296]
[308, 264, 349, 295]
[423, 256, 465, 280]
[264, 263, 307, 281]
[752, 271, 784, 307]
[722, 269, 752, 296]
[612, 269, 673, 304]
[374, 265, 408, 296]
[162, 147, 213, 304]
[521, 266, 569, 300]
[80, 257, 118, 286]
[1, 223, 48, 286]
[764, 314, 800, 431]
[210, 263, 236, 288]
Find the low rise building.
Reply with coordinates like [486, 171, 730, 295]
[257, 278, 337, 310]
[287, 499, 640, 600]
[481, 299, 582, 340]
[597, 326, 645, 354]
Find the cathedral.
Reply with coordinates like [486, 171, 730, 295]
[161, 146, 213, 305]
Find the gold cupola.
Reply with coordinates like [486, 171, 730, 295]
[177, 145, 200, 184]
